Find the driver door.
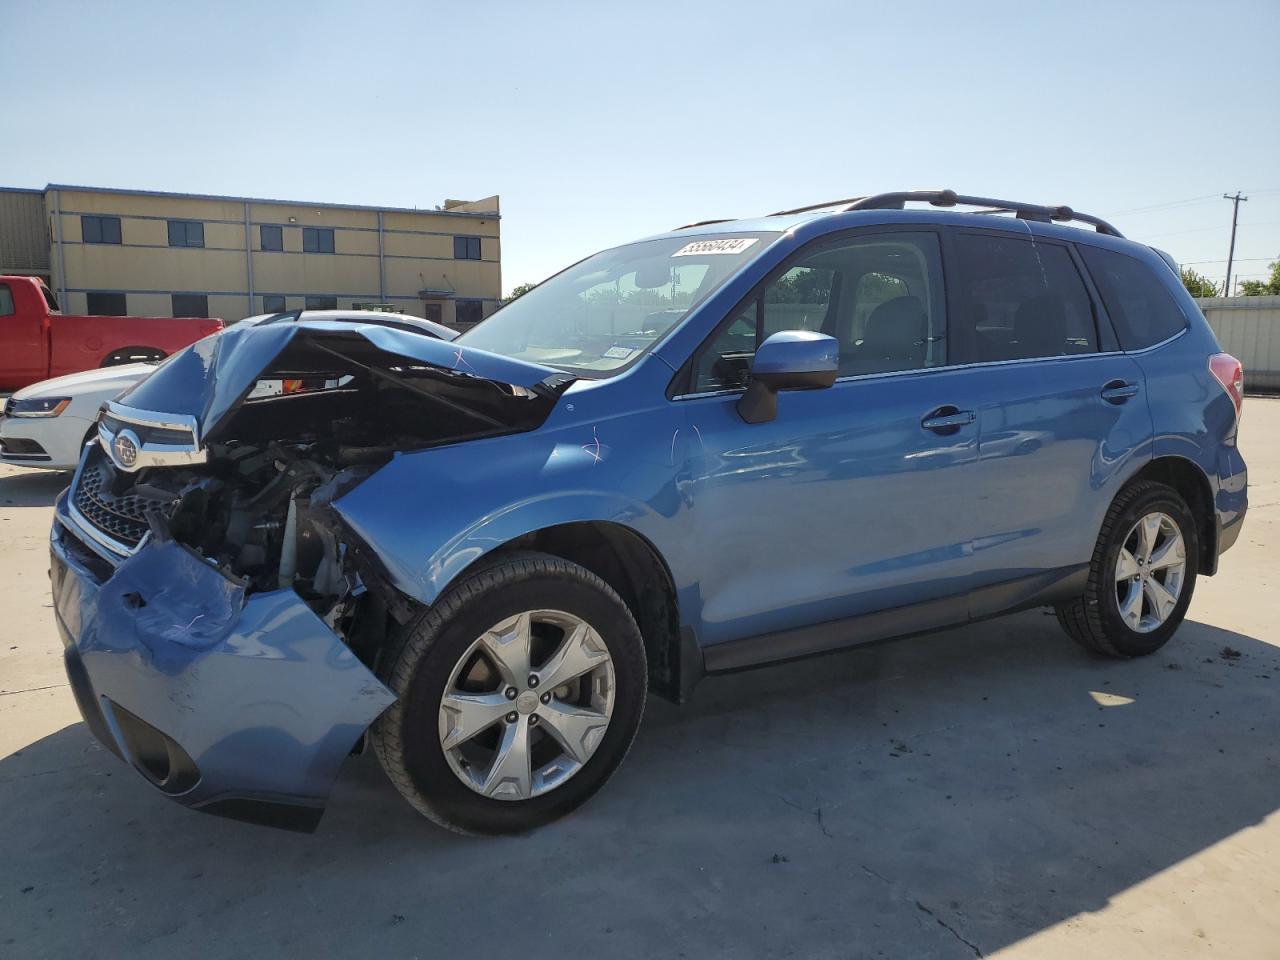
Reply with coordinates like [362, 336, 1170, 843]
[674, 230, 985, 663]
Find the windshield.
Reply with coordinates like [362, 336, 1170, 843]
[457, 232, 779, 376]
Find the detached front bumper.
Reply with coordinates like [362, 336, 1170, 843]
[50, 493, 396, 831]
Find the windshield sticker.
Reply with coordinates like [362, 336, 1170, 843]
[672, 238, 759, 257]
[602, 346, 635, 360]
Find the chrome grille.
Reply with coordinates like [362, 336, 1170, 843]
[72, 448, 154, 548]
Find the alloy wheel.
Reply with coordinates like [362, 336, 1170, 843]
[438, 610, 616, 800]
[1114, 511, 1187, 633]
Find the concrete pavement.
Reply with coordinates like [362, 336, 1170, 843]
[1, 401, 1277, 960]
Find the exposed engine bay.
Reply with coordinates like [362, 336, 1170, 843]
[72, 324, 574, 655]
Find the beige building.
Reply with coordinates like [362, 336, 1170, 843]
[0, 184, 501, 328]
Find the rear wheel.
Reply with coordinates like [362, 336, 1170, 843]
[101, 347, 165, 367]
[1055, 481, 1198, 657]
[371, 552, 647, 834]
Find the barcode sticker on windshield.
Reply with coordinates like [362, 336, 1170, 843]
[672, 238, 759, 257]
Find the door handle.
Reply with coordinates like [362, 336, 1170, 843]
[1101, 379, 1139, 404]
[921, 406, 976, 434]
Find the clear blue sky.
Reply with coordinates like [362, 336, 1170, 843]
[4, 0, 1278, 294]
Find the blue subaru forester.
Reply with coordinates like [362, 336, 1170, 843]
[50, 190, 1247, 833]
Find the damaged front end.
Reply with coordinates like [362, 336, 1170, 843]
[51, 320, 573, 830]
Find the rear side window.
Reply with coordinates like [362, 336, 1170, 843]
[1078, 245, 1188, 350]
[951, 233, 1097, 363]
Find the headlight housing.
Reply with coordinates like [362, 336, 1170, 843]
[6, 397, 72, 418]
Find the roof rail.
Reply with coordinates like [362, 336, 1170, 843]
[770, 188, 1124, 237]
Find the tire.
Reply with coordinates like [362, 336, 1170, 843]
[101, 347, 165, 367]
[371, 551, 647, 834]
[1055, 481, 1199, 657]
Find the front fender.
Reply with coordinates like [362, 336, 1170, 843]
[333, 412, 689, 606]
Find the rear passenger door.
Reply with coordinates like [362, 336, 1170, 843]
[944, 228, 1153, 611]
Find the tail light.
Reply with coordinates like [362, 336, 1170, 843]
[1209, 353, 1244, 422]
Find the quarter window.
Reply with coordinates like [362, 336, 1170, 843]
[172, 293, 209, 317]
[692, 232, 947, 392]
[303, 227, 334, 254]
[262, 294, 286, 313]
[86, 291, 127, 316]
[167, 220, 205, 248]
[0, 284, 14, 315]
[950, 233, 1097, 363]
[81, 215, 122, 245]
[454, 236, 482, 260]
[1078, 245, 1188, 350]
[260, 225, 283, 251]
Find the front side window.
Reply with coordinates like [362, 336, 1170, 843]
[81, 215, 121, 245]
[303, 227, 335, 254]
[951, 233, 1097, 363]
[86, 291, 127, 316]
[1078, 245, 1188, 350]
[260, 225, 283, 251]
[172, 293, 209, 317]
[692, 232, 946, 393]
[454, 236, 482, 260]
[304, 295, 337, 310]
[457, 232, 779, 377]
[167, 220, 205, 248]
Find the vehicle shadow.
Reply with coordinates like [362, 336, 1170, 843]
[0, 467, 70, 508]
[1, 611, 1277, 959]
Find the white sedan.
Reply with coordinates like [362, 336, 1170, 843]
[1, 363, 154, 469]
[0, 309, 458, 470]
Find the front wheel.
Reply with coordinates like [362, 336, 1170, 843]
[1055, 481, 1199, 657]
[371, 552, 647, 834]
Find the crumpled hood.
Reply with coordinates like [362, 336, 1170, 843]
[114, 319, 573, 442]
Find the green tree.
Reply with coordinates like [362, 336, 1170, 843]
[504, 282, 538, 302]
[1180, 268, 1219, 298]
[1240, 257, 1280, 296]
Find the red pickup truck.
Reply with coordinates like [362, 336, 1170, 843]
[0, 276, 223, 391]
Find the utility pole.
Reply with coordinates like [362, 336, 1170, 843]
[1223, 191, 1248, 296]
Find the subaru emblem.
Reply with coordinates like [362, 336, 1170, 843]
[112, 429, 140, 470]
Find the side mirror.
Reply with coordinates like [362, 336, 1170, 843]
[737, 330, 838, 424]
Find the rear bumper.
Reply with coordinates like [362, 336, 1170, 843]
[50, 494, 395, 831]
[1212, 443, 1248, 568]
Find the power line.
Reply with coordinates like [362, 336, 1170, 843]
[1105, 194, 1221, 217]
[1180, 256, 1275, 265]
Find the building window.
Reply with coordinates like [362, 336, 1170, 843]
[167, 220, 205, 248]
[455, 299, 484, 326]
[81, 215, 122, 245]
[262, 294, 286, 313]
[260, 225, 283, 251]
[304, 295, 337, 310]
[423, 303, 443, 324]
[302, 227, 335, 254]
[453, 236, 482, 260]
[86, 291, 127, 316]
[172, 293, 209, 317]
